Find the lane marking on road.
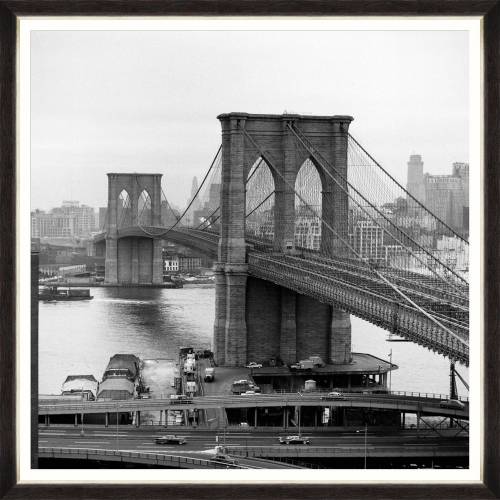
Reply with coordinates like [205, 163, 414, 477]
[88, 433, 129, 437]
[39, 432, 68, 436]
[39, 440, 48, 443]
[74, 441, 110, 444]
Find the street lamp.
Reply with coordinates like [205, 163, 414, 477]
[363, 423, 367, 469]
[356, 423, 368, 469]
[80, 390, 85, 437]
[116, 402, 119, 451]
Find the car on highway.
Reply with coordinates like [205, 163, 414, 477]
[320, 391, 344, 400]
[241, 390, 256, 396]
[213, 453, 238, 465]
[279, 435, 310, 445]
[439, 399, 466, 410]
[212, 445, 239, 465]
[246, 362, 263, 369]
[155, 435, 187, 445]
[169, 394, 193, 403]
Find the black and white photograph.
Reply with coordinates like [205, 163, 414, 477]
[21, 17, 480, 482]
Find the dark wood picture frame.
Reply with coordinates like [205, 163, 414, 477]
[0, 1, 498, 499]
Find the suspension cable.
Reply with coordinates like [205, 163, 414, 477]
[240, 125, 468, 349]
[136, 145, 222, 238]
[195, 157, 266, 232]
[196, 206, 220, 230]
[245, 191, 275, 219]
[288, 123, 467, 289]
[348, 133, 468, 245]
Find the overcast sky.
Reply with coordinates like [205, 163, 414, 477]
[31, 29, 469, 211]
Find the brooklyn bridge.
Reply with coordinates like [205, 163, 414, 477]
[93, 112, 469, 367]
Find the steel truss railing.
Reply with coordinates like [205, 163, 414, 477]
[248, 253, 468, 365]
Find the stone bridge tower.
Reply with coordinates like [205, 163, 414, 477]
[214, 113, 353, 367]
[104, 173, 163, 285]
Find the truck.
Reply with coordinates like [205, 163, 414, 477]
[185, 381, 197, 395]
[308, 356, 325, 367]
[290, 359, 314, 370]
[204, 367, 215, 382]
[231, 379, 261, 394]
[184, 359, 196, 374]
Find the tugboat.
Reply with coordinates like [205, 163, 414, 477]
[38, 285, 93, 301]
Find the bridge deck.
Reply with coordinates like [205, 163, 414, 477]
[93, 226, 469, 364]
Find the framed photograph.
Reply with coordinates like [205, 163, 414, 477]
[1, 2, 499, 499]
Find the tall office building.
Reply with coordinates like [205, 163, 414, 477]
[405, 155, 469, 233]
[31, 201, 97, 238]
[406, 154, 425, 203]
[185, 176, 202, 226]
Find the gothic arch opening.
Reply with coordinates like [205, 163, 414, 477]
[294, 159, 323, 251]
[138, 189, 152, 226]
[245, 157, 275, 245]
[117, 189, 131, 228]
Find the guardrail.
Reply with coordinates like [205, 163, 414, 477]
[385, 391, 469, 402]
[38, 394, 470, 417]
[38, 447, 245, 469]
[228, 445, 468, 459]
[270, 389, 469, 402]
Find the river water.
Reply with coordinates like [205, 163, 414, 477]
[38, 285, 468, 397]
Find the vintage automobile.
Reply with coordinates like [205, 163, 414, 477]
[245, 362, 263, 369]
[439, 399, 466, 410]
[154, 435, 187, 445]
[320, 391, 345, 400]
[279, 435, 310, 445]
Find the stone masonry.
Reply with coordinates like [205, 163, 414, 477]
[104, 173, 163, 285]
[214, 113, 354, 366]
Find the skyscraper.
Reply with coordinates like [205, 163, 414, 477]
[185, 176, 202, 226]
[406, 154, 425, 203]
[404, 155, 469, 233]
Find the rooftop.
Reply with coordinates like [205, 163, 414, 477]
[252, 353, 397, 377]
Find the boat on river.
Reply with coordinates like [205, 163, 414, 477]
[38, 285, 93, 301]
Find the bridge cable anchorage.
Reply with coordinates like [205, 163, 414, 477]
[239, 125, 468, 352]
[288, 123, 468, 292]
[133, 145, 222, 238]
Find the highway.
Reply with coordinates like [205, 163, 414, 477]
[39, 391, 469, 419]
[38, 426, 468, 461]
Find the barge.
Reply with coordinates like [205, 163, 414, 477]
[39, 285, 93, 301]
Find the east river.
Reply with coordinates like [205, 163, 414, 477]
[39, 285, 469, 397]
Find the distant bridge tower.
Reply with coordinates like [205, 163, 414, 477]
[104, 173, 163, 285]
[214, 113, 354, 367]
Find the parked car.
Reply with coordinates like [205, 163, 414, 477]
[155, 435, 187, 445]
[279, 435, 310, 445]
[320, 391, 344, 400]
[246, 362, 263, 369]
[439, 399, 466, 410]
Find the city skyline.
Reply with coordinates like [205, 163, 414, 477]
[31, 29, 469, 211]
[31, 154, 469, 216]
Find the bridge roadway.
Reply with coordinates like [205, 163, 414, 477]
[39, 392, 469, 420]
[93, 226, 469, 363]
[38, 427, 468, 462]
[185, 228, 469, 364]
